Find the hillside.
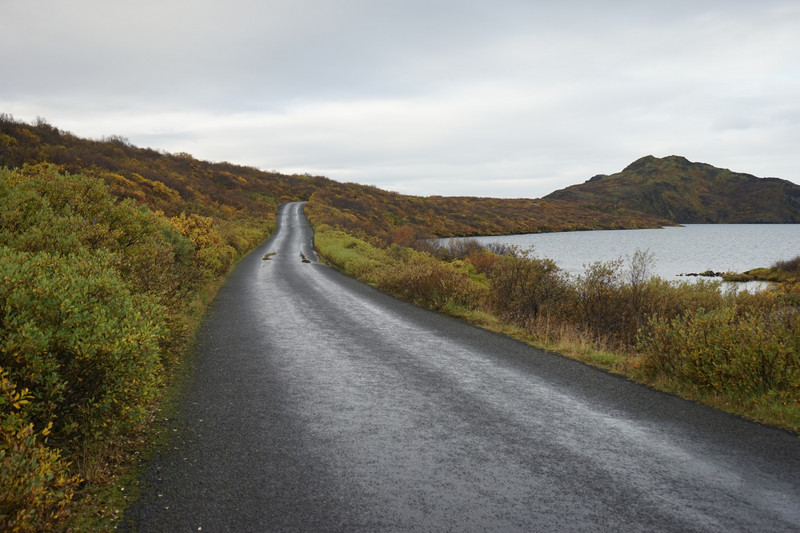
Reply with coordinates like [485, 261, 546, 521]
[305, 182, 672, 246]
[0, 114, 331, 221]
[0, 115, 672, 242]
[545, 155, 800, 223]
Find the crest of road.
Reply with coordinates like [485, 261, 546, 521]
[125, 202, 800, 532]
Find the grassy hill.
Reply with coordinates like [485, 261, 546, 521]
[545, 155, 800, 223]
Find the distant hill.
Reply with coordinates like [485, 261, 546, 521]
[545, 155, 800, 223]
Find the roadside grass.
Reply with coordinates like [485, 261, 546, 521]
[312, 225, 800, 434]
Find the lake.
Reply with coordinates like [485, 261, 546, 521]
[443, 225, 800, 283]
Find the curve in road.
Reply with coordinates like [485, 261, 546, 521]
[124, 202, 800, 532]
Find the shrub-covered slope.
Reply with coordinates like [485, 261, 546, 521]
[307, 181, 673, 248]
[0, 114, 331, 221]
[545, 155, 800, 223]
[1, 115, 674, 244]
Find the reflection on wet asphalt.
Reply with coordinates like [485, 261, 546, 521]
[125, 202, 800, 532]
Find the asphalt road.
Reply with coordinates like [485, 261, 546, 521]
[124, 202, 800, 532]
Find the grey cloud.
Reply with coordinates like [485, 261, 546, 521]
[2, 0, 799, 196]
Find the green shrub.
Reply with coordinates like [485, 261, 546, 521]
[168, 213, 236, 278]
[216, 217, 272, 256]
[375, 255, 485, 312]
[315, 228, 486, 312]
[314, 229, 389, 279]
[637, 306, 800, 401]
[487, 247, 567, 322]
[573, 259, 626, 336]
[0, 165, 204, 305]
[1, 368, 81, 532]
[0, 247, 166, 446]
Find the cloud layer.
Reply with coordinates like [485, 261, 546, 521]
[3, 0, 798, 197]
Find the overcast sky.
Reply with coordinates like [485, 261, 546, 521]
[2, 0, 798, 198]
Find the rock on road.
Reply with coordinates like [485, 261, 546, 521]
[124, 202, 800, 532]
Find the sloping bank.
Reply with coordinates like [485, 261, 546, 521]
[0, 165, 273, 532]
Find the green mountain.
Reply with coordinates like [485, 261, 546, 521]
[545, 155, 800, 223]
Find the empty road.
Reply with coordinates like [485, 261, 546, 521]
[125, 202, 800, 532]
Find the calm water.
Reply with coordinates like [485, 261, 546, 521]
[446, 225, 800, 282]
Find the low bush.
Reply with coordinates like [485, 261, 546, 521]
[375, 254, 485, 312]
[572, 259, 626, 340]
[0, 165, 203, 306]
[315, 228, 487, 313]
[314, 229, 390, 279]
[168, 213, 236, 279]
[0, 247, 166, 445]
[638, 306, 800, 403]
[1, 369, 81, 532]
[773, 255, 800, 277]
[488, 247, 568, 322]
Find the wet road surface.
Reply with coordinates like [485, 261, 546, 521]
[125, 202, 800, 532]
